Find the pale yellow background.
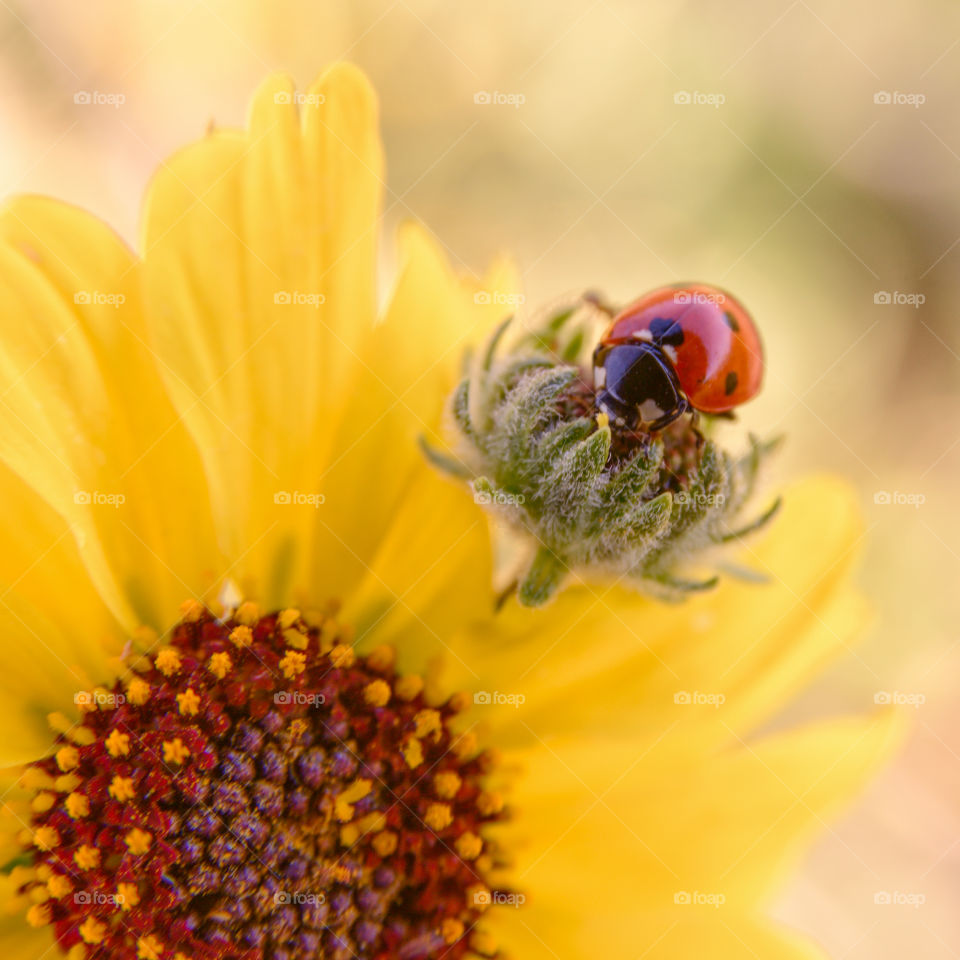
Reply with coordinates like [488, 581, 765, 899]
[1, 1, 958, 955]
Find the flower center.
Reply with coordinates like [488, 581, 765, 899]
[17, 603, 504, 960]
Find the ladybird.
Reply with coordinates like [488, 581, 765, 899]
[593, 283, 763, 430]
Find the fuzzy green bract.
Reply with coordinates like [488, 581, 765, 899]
[423, 311, 781, 606]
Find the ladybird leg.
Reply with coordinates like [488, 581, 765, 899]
[689, 408, 706, 447]
[582, 290, 618, 317]
[647, 395, 690, 433]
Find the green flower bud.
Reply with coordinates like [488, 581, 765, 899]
[424, 300, 780, 606]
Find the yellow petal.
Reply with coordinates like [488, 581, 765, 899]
[445, 475, 869, 750]
[0, 460, 120, 763]
[301, 223, 468, 601]
[316, 223, 511, 637]
[495, 905, 828, 960]
[371, 221, 519, 433]
[504, 710, 900, 911]
[141, 67, 383, 606]
[141, 69, 518, 626]
[0, 195, 218, 629]
[343, 467, 494, 664]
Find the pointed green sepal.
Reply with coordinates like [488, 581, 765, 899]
[518, 545, 568, 606]
[418, 435, 472, 479]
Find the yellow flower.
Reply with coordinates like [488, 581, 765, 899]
[0, 64, 898, 960]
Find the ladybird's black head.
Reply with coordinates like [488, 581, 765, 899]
[593, 342, 687, 430]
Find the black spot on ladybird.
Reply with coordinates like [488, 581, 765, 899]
[723, 311, 740, 332]
[649, 318, 685, 347]
[724, 371, 739, 396]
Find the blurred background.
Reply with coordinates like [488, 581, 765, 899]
[1, 0, 958, 954]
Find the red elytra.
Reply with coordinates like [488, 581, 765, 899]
[598, 283, 763, 415]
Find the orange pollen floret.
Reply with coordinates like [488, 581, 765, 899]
[127, 678, 151, 706]
[9, 869, 31, 894]
[55, 746, 79, 772]
[176, 688, 202, 716]
[54, 774, 81, 792]
[446, 691, 472, 714]
[402, 737, 424, 769]
[207, 652, 232, 679]
[424, 803, 453, 831]
[109, 775, 136, 802]
[283, 628, 308, 650]
[371, 830, 398, 856]
[26, 902, 51, 927]
[69, 726, 97, 746]
[455, 831, 483, 860]
[179, 599, 204, 622]
[64, 792, 89, 818]
[279, 650, 306, 679]
[137, 934, 164, 959]
[27, 883, 49, 904]
[453, 731, 477, 759]
[395, 674, 424, 701]
[79, 916, 107, 944]
[133, 624, 158, 647]
[335, 778, 373, 822]
[476, 791, 504, 816]
[339, 823, 360, 847]
[329, 644, 355, 669]
[413, 708, 441, 738]
[47, 873, 72, 899]
[76, 693, 99, 715]
[30, 792, 56, 813]
[471, 930, 498, 957]
[467, 883, 491, 911]
[318, 620, 339, 652]
[288, 717, 308, 741]
[154, 648, 182, 676]
[365, 645, 395, 673]
[20, 768, 54, 791]
[129, 654, 153, 674]
[229, 625, 253, 648]
[47, 711, 73, 734]
[105, 729, 131, 757]
[117, 882, 140, 910]
[163, 738, 190, 765]
[441, 917, 465, 944]
[364, 679, 391, 707]
[234, 600, 260, 625]
[73, 844, 100, 869]
[278, 608, 301, 630]
[125, 828, 152, 854]
[32, 826, 59, 850]
[434, 771, 462, 799]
